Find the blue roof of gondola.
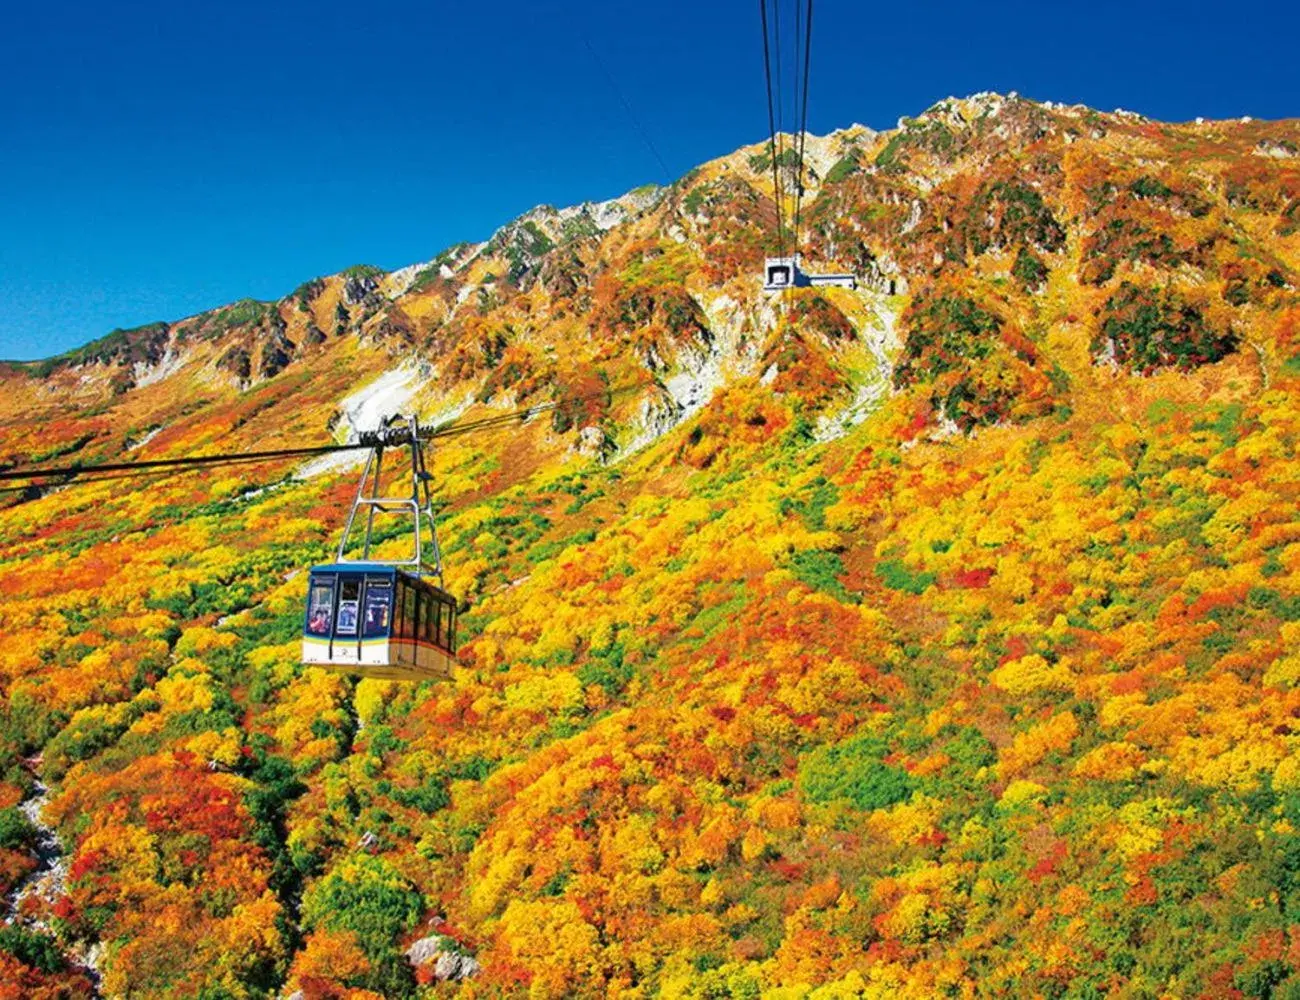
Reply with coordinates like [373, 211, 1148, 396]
[308, 562, 400, 574]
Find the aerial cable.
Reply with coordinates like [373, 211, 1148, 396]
[792, 0, 813, 261]
[0, 453, 301, 496]
[0, 442, 370, 483]
[771, 0, 787, 260]
[0, 382, 649, 491]
[759, 0, 786, 262]
[794, 0, 803, 180]
[580, 35, 674, 186]
[0, 467, 193, 496]
[771, 0, 784, 157]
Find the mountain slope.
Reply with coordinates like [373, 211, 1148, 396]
[0, 94, 1299, 998]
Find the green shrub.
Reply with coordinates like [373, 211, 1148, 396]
[876, 558, 936, 595]
[209, 299, 270, 335]
[1081, 217, 1191, 285]
[1129, 176, 1174, 200]
[774, 148, 800, 169]
[577, 642, 632, 696]
[1012, 247, 1049, 290]
[799, 734, 915, 811]
[894, 294, 1003, 385]
[0, 805, 35, 851]
[967, 181, 1065, 256]
[24, 321, 170, 377]
[788, 550, 854, 603]
[779, 478, 838, 531]
[946, 726, 997, 770]
[395, 776, 450, 814]
[43, 701, 151, 781]
[301, 854, 423, 996]
[341, 264, 385, 280]
[824, 155, 860, 184]
[0, 925, 65, 973]
[1093, 282, 1237, 373]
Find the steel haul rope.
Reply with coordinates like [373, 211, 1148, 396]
[792, 0, 814, 261]
[0, 382, 647, 494]
[759, 0, 786, 264]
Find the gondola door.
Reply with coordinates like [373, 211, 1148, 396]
[332, 575, 363, 665]
[360, 575, 394, 666]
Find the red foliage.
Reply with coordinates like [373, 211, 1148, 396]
[951, 567, 994, 588]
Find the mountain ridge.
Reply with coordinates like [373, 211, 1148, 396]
[12, 91, 1292, 375]
[4, 91, 1294, 474]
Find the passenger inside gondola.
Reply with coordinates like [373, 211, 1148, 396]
[307, 582, 333, 635]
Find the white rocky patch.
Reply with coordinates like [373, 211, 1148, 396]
[615, 338, 728, 462]
[297, 362, 432, 478]
[132, 346, 185, 388]
[813, 297, 901, 442]
[900, 199, 923, 234]
[406, 935, 480, 982]
[614, 294, 771, 461]
[659, 292, 764, 419]
[617, 393, 685, 458]
[126, 426, 163, 451]
[662, 345, 725, 417]
[5, 764, 103, 991]
[489, 185, 666, 256]
[423, 391, 476, 433]
[8, 779, 63, 921]
[1255, 139, 1297, 159]
[383, 259, 436, 297]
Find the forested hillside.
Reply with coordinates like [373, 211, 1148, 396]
[2, 93, 1300, 998]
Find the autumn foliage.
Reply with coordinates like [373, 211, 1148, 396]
[0, 95, 1299, 997]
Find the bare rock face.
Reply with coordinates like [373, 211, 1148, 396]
[216, 345, 252, 384]
[435, 951, 481, 981]
[364, 307, 416, 347]
[343, 271, 382, 305]
[576, 424, 613, 461]
[406, 935, 480, 982]
[257, 331, 296, 380]
[1256, 138, 1298, 159]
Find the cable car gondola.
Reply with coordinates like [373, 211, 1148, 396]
[302, 415, 458, 681]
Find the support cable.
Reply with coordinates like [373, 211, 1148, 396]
[0, 382, 648, 492]
[792, 0, 814, 261]
[581, 35, 674, 186]
[759, 0, 786, 262]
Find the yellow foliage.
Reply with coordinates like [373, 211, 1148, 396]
[999, 780, 1048, 810]
[1073, 741, 1146, 781]
[997, 711, 1078, 779]
[989, 654, 1074, 696]
[354, 678, 393, 725]
[174, 626, 238, 657]
[497, 899, 605, 999]
[503, 672, 584, 714]
[1273, 753, 1300, 792]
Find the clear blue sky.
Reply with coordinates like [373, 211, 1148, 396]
[2, 0, 1297, 360]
